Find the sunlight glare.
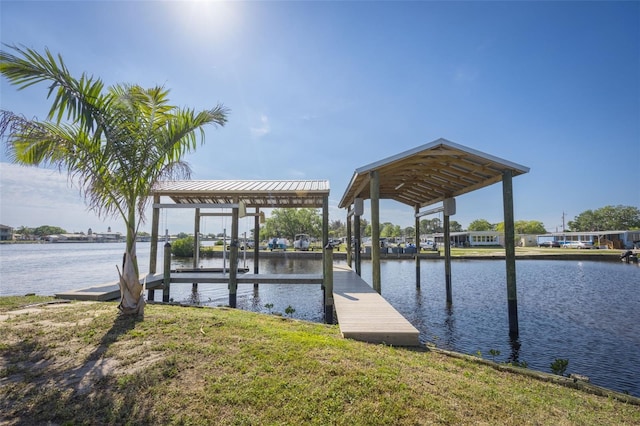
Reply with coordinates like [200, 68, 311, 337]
[169, 0, 240, 42]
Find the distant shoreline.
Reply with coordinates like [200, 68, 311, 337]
[2, 240, 634, 263]
[195, 248, 633, 263]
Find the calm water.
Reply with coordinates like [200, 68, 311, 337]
[1, 242, 638, 396]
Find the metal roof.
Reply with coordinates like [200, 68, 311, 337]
[338, 138, 529, 209]
[152, 180, 330, 208]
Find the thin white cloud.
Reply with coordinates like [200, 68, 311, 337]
[0, 163, 111, 232]
[287, 168, 307, 178]
[250, 114, 271, 138]
[0, 163, 210, 234]
[299, 113, 318, 121]
[453, 66, 479, 83]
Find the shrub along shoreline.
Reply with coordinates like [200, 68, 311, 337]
[1, 297, 638, 425]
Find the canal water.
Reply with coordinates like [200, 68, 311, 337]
[1, 242, 638, 396]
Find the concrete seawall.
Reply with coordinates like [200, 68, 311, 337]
[193, 250, 625, 262]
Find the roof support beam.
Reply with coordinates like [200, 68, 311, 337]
[351, 175, 371, 205]
[416, 205, 445, 218]
[149, 194, 160, 275]
[148, 193, 161, 301]
[354, 212, 362, 276]
[370, 170, 381, 294]
[193, 209, 200, 280]
[346, 206, 353, 268]
[253, 209, 260, 283]
[229, 200, 239, 308]
[415, 205, 421, 289]
[153, 203, 238, 209]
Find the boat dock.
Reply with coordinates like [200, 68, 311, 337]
[56, 265, 419, 346]
[333, 265, 419, 346]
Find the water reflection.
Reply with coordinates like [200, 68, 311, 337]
[443, 305, 456, 348]
[185, 288, 201, 305]
[508, 336, 522, 365]
[250, 287, 263, 311]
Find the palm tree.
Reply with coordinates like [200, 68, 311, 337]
[0, 45, 228, 315]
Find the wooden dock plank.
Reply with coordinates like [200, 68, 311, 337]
[56, 272, 322, 301]
[145, 272, 323, 285]
[55, 283, 121, 301]
[332, 265, 419, 346]
[55, 274, 163, 301]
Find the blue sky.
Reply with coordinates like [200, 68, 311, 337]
[1, 1, 638, 235]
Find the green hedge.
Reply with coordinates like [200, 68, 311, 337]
[172, 236, 196, 257]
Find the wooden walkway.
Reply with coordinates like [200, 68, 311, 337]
[146, 272, 323, 285]
[55, 272, 323, 301]
[333, 265, 420, 346]
[55, 274, 164, 302]
[56, 266, 420, 346]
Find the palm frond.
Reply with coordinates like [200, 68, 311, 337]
[2, 46, 229, 250]
[1, 44, 107, 132]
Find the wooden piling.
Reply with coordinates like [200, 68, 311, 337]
[415, 205, 420, 289]
[323, 244, 334, 323]
[502, 170, 519, 337]
[193, 208, 200, 290]
[444, 214, 452, 305]
[371, 170, 381, 294]
[148, 194, 160, 301]
[322, 194, 329, 289]
[354, 214, 361, 276]
[346, 208, 352, 268]
[253, 210, 260, 288]
[162, 242, 171, 302]
[229, 204, 239, 308]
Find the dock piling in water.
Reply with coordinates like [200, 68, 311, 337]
[163, 242, 171, 302]
[323, 244, 334, 324]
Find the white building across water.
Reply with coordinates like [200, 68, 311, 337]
[424, 230, 640, 249]
[536, 230, 640, 250]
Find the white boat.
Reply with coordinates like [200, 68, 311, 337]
[267, 237, 288, 251]
[293, 234, 311, 251]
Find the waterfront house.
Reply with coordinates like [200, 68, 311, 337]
[47, 233, 90, 243]
[0, 224, 13, 241]
[428, 231, 505, 247]
[93, 231, 124, 242]
[536, 230, 640, 249]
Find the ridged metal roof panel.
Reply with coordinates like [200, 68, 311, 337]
[152, 180, 330, 208]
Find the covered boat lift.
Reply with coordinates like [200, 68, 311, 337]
[338, 138, 529, 336]
[147, 179, 334, 321]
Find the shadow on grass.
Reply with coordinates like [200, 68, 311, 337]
[0, 312, 162, 424]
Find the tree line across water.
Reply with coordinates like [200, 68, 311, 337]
[9, 205, 639, 244]
[258, 204, 640, 242]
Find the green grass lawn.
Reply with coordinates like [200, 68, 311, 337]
[1, 299, 638, 425]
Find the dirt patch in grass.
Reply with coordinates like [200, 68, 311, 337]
[0, 302, 168, 407]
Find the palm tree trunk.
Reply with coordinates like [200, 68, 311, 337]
[117, 209, 144, 316]
[117, 245, 144, 316]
